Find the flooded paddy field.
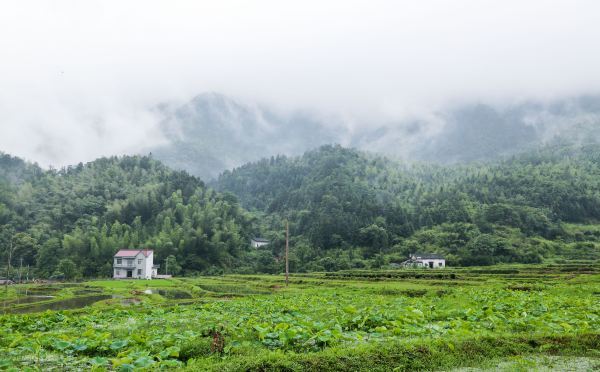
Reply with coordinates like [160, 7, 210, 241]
[0, 263, 599, 370]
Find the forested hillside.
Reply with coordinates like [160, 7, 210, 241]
[0, 153, 255, 278]
[2, 142, 599, 279]
[216, 144, 600, 270]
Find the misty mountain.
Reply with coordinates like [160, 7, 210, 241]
[151, 93, 600, 180]
[345, 97, 600, 163]
[150, 93, 346, 180]
[413, 97, 600, 163]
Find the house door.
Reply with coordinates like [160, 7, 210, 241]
[428, 262, 434, 268]
[127, 270, 133, 278]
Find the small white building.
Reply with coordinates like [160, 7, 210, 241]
[113, 249, 155, 279]
[250, 237, 270, 248]
[402, 253, 446, 268]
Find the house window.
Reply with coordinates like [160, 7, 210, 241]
[438, 262, 443, 267]
[116, 269, 120, 275]
[116, 258, 122, 265]
[137, 269, 142, 275]
[138, 259, 142, 265]
[127, 260, 133, 267]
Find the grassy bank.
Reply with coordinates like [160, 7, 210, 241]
[187, 333, 600, 371]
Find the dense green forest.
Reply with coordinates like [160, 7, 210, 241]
[1, 142, 599, 278]
[0, 154, 255, 278]
[216, 144, 600, 270]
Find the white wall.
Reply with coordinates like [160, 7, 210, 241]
[251, 240, 269, 248]
[113, 268, 128, 278]
[418, 259, 445, 268]
[113, 252, 154, 279]
[144, 252, 153, 279]
[113, 257, 136, 278]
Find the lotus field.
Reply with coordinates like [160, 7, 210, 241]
[1, 264, 600, 371]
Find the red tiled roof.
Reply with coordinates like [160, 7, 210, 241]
[114, 249, 153, 257]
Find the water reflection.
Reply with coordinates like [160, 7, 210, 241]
[2, 295, 54, 306]
[2, 295, 111, 314]
[144, 289, 192, 299]
[17, 287, 61, 296]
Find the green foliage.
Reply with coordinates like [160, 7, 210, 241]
[11, 233, 38, 267]
[1, 143, 599, 275]
[1, 266, 599, 369]
[56, 258, 79, 280]
[216, 144, 600, 267]
[36, 238, 62, 277]
[165, 255, 182, 276]
[0, 154, 255, 277]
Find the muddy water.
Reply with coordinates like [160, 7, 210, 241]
[2, 295, 54, 306]
[2, 295, 112, 314]
[144, 289, 192, 299]
[17, 287, 61, 296]
[120, 298, 143, 306]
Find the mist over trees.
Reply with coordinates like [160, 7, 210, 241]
[151, 93, 600, 180]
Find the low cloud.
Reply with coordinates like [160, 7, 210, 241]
[1, 1, 599, 166]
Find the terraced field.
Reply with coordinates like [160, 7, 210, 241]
[1, 263, 599, 371]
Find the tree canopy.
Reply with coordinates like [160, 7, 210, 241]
[1, 142, 599, 277]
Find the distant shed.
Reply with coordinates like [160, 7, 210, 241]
[250, 237, 270, 248]
[402, 253, 446, 268]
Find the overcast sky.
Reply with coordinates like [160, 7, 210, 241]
[1, 0, 599, 166]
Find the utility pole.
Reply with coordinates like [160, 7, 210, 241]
[18, 258, 23, 284]
[285, 220, 289, 287]
[5, 238, 13, 292]
[165, 258, 168, 276]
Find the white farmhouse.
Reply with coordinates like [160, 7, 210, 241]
[250, 237, 270, 248]
[402, 253, 446, 268]
[113, 249, 157, 279]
